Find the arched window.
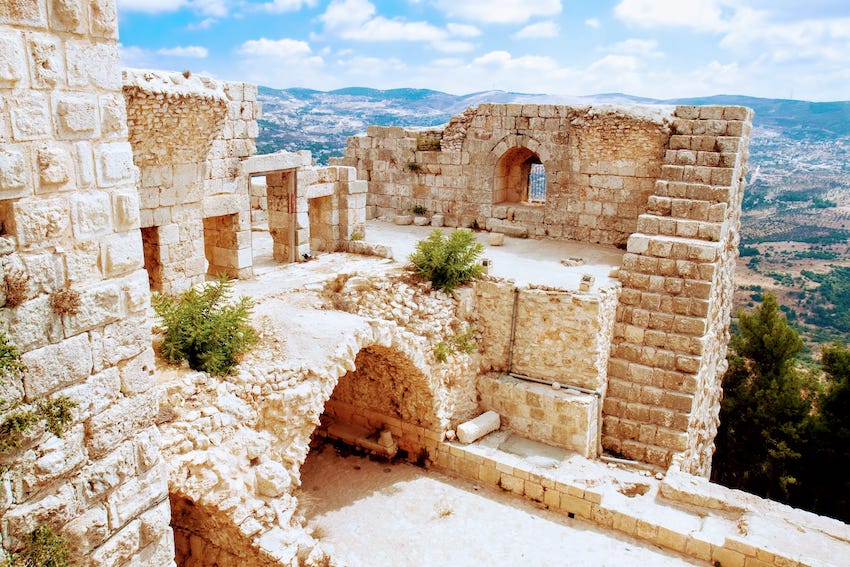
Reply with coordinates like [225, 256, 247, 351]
[494, 147, 546, 204]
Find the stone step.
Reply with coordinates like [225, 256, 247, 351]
[636, 214, 723, 242]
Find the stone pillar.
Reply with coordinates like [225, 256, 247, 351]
[0, 1, 174, 564]
[601, 105, 753, 474]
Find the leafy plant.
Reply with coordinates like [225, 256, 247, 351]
[0, 334, 25, 378]
[349, 229, 364, 241]
[409, 229, 484, 293]
[152, 275, 258, 376]
[406, 161, 422, 173]
[2, 526, 74, 567]
[433, 341, 450, 363]
[3, 270, 29, 308]
[411, 205, 428, 216]
[452, 325, 477, 354]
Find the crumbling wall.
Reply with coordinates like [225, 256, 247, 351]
[124, 71, 258, 291]
[602, 106, 753, 473]
[332, 104, 672, 246]
[0, 1, 173, 564]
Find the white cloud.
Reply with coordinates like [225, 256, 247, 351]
[238, 37, 321, 64]
[257, 0, 317, 14]
[608, 38, 662, 57]
[119, 44, 156, 68]
[319, 0, 374, 32]
[585, 17, 600, 28]
[722, 14, 850, 65]
[188, 17, 217, 29]
[614, 0, 732, 32]
[156, 45, 209, 58]
[473, 50, 560, 71]
[512, 21, 559, 39]
[434, 40, 475, 53]
[117, 0, 227, 16]
[117, 0, 186, 13]
[433, 0, 562, 24]
[446, 23, 481, 37]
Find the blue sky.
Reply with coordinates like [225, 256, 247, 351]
[117, 0, 850, 100]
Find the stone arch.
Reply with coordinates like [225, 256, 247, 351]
[490, 135, 551, 205]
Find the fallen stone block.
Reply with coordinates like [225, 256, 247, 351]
[394, 214, 413, 225]
[488, 232, 505, 246]
[413, 216, 429, 226]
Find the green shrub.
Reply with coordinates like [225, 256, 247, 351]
[411, 204, 428, 216]
[452, 325, 477, 354]
[2, 526, 74, 567]
[433, 342, 450, 362]
[152, 275, 258, 376]
[0, 334, 25, 379]
[409, 229, 484, 293]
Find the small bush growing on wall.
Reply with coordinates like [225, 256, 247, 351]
[0, 333, 77, 455]
[49, 289, 81, 316]
[409, 229, 484, 293]
[152, 275, 258, 376]
[3, 270, 29, 308]
[1, 526, 74, 567]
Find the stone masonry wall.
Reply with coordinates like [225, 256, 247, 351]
[602, 105, 753, 473]
[333, 104, 673, 246]
[124, 71, 258, 292]
[0, 1, 173, 564]
[474, 279, 619, 391]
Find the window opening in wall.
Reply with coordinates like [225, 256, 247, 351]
[494, 147, 545, 205]
[140, 226, 162, 291]
[529, 163, 546, 203]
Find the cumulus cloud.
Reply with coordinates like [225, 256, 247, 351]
[257, 0, 317, 13]
[585, 18, 601, 28]
[318, 0, 476, 52]
[607, 38, 663, 57]
[117, 0, 227, 16]
[238, 37, 318, 60]
[432, 0, 562, 24]
[156, 45, 209, 58]
[473, 50, 560, 71]
[512, 21, 559, 39]
[614, 0, 732, 32]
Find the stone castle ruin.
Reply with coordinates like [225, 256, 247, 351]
[1, 2, 849, 566]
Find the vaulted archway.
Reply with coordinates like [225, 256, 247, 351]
[494, 146, 546, 204]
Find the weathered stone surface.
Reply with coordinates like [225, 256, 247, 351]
[20, 333, 92, 399]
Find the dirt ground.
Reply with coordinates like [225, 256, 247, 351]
[298, 444, 706, 567]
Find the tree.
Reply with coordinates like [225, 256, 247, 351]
[797, 342, 850, 521]
[712, 293, 812, 501]
[408, 229, 484, 293]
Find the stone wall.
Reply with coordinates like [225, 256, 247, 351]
[0, 1, 173, 564]
[602, 105, 753, 472]
[124, 70, 258, 292]
[332, 104, 673, 246]
[474, 280, 619, 391]
[244, 151, 368, 261]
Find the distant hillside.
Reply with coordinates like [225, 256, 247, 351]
[256, 87, 850, 347]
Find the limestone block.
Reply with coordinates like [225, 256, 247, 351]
[74, 141, 95, 188]
[89, 0, 118, 38]
[49, 0, 87, 34]
[488, 232, 505, 246]
[71, 191, 111, 238]
[88, 518, 141, 566]
[394, 214, 413, 225]
[65, 239, 101, 283]
[95, 142, 136, 187]
[255, 461, 291, 497]
[0, 145, 31, 200]
[64, 505, 109, 555]
[54, 93, 99, 139]
[134, 425, 163, 472]
[63, 279, 122, 336]
[106, 462, 169, 530]
[413, 216, 429, 226]
[12, 196, 69, 248]
[85, 389, 159, 458]
[118, 348, 156, 395]
[63, 366, 120, 424]
[457, 410, 501, 444]
[0, 31, 26, 88]
[0, 1, 48, 27]
[27, 33, 64, 89]
[26, 425, 87, 490]
[90, 316, 150, 371]
[102, 231, 143, 277]
[2, 483, 79, 546]
[431, 214, 444, 227]
[139, 499, 171, 549]
[0, 295, 63, 351]
[113, 189, 141, 231]
[122, 269, 151, 314]
[65, 39, 120, 89]
[21, 333, 92, 399]
[36, 144, 74, 190]
[10, 94, 51, 141]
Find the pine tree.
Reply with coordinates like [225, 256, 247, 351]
[712, 293, 812, 500]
